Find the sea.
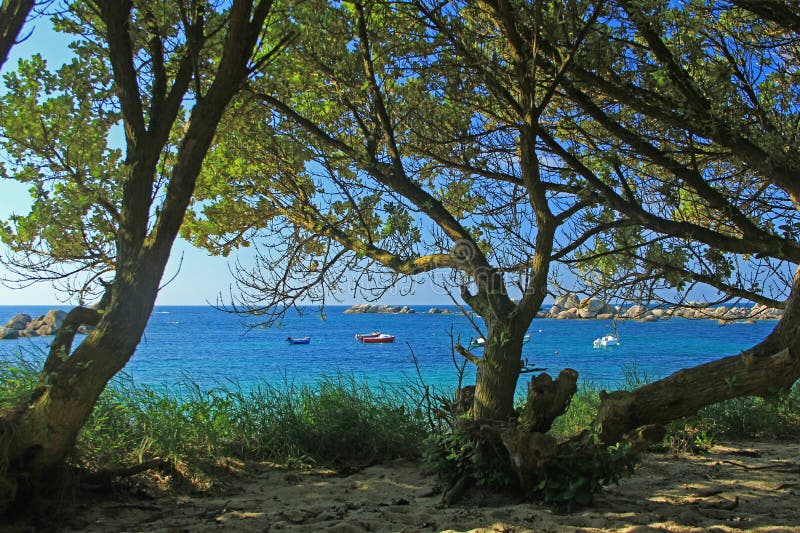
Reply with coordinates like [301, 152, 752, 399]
[0, 305, 776, 395]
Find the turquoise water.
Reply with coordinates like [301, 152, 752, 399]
[0, 305, 775, 393]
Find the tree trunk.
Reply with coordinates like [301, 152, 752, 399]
[594, 271, 800, 445]
[473, 319, 526, 420]
[519, 369, 579, 433]
[0, 267, 163, 507]
[0, 1, 274, 510]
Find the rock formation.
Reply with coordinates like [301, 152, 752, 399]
[0, 309, 95, 338]
[544, 292, 783, 322]
[343, 304, 416, 314]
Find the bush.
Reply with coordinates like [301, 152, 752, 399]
[423, 420, 516, 490]
[534, 434, 638, 509]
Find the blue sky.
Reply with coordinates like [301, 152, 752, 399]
[0, 17, 454, 306]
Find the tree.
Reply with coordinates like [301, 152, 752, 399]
[189, 0, 800, 499]
[185, 0, 604, 426]
[541, 0, 800, 443]
[0, 0, 280, 509]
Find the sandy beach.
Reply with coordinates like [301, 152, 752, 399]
[11, 439, 795, 532]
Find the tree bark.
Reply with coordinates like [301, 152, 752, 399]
[520, 369, 579, 433]
[473, 319, 526, 420]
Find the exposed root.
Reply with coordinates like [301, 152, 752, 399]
[500, 429, 558, 493]
[80, 459, 173, 488]
[441, 474, 471, 505]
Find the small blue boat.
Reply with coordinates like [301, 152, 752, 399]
[286, 336, 310, 344]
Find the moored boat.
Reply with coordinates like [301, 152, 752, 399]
[287, 336, 311, 344]
[360, 333, 395, 343]
[593, 334, 619, 348]
[355, 331, 381, 340]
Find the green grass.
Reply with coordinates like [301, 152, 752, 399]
[79, 373, 428, 472]
[548, 383, 601, 438]
[0, 353, 428, 479]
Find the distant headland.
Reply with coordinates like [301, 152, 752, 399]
[541, 293, 783, 323]
[343, 304, 455, 314]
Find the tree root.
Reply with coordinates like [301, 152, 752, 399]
[500, 429, 558, 493]
[79, 459, 172, 488]
[621, 424, 666, 454]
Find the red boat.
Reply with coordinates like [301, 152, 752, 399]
[359, 333, 395, 343]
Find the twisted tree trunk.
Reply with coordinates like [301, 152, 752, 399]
[0, 0, 274, 511]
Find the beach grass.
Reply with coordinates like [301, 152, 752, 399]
[78, 373, 428, 474]
[0, 352, 427, 481]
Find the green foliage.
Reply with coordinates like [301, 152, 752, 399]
[692, 386, 800, 441]
[548, 384, 601, 438]
[0, 52, 121, 283]
[533, 435, 638, 510]
[423, 420, 516, 490]
[0, 351, 39, 408]
[423, 418, 640, 509]
[656, 423, 715, 454]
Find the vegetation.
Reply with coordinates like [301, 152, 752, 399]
[1, 355, 425, 478]
[1, 0, 799, 512]
[2, 347, 800, 510]
[549, 380, 800, 449]
[184, 0, 800, 501]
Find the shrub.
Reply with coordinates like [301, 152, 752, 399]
[423, 420, 516, 491]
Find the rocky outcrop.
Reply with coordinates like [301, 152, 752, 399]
[0, 327, 19, 339]
[549, 293, 580, 317]
[548, 294, 617, 319]
[1, 309, 88, 338]
[4, 313, 31, 330]
[544, 292, 784, 322]
[343, 304, 458, 314]
[343, 304, 416, 314]
[577, 298, 616, 319]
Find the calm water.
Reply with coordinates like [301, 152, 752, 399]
[0, 305, 775, 393]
